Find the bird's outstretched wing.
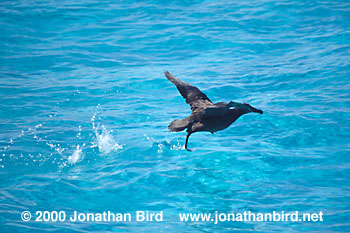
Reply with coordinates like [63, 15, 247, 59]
[165, 71, 213, 112]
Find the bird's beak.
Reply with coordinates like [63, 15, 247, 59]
[251, 106, 263, 114]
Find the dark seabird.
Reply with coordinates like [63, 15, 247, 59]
[165, 71, 263, 151]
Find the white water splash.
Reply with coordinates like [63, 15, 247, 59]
[94, 125, 122, 154]
[91, 108, 122, 154]
[145, 134, 183, 152]
[67, 145, 83, 164]
[1, 123, 43, 152]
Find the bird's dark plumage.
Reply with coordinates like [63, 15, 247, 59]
[165, 71, 263, 151]
[164, 71, 213, 112]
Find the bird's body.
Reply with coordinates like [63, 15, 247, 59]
[165, 71, 263, 151]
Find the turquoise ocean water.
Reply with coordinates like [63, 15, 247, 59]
[0, 0, 349, 232]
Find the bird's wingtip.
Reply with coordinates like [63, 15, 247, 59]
[164, 71, 173, 78]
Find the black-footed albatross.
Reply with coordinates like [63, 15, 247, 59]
[165, 71, 263, 151]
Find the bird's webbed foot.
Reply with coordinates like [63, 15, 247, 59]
[184, 132, 192, 152]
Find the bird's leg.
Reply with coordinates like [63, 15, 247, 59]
[185, 133, 192, 151]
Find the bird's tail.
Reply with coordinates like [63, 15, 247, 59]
[168, 118, 189, 132]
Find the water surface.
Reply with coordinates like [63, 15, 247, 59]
[0, 0, 349, 232]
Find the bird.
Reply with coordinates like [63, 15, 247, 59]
[165, 71, 263, 151]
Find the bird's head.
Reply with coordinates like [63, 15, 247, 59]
[228, 101, 263, 114]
